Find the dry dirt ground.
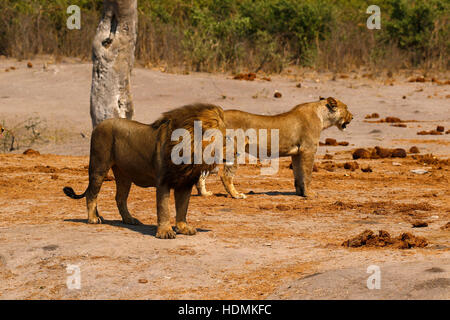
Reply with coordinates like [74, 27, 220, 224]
[0, 57, 449, 299]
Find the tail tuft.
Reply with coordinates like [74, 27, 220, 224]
[63, 187, 85, 199]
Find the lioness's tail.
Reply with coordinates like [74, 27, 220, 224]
[63, 187, 86, 200]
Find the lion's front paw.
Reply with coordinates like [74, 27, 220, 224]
[175, 222, 197, 235]
[156, 225, 176, 239]
[199, 190, 213, 197]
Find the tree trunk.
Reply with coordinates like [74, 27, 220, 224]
[90, 0, 137, 128]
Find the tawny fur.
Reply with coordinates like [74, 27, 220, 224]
[63, 103, 226, 239]
[196, 97, 353, 199]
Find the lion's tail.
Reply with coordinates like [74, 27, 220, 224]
[63, 187, 86, 200]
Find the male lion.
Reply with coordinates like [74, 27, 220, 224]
[196, 97, 353, 199]
[63, 103, 226, 239]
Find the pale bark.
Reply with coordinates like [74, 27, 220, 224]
[90, 0, 137, 128]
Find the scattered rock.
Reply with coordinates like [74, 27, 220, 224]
[23, 149, 40, 156]
[391, 124, 407, 128]
[233, 73, 256, 81]
[51, 174, 59, 180]
[385, 117, 402, 123]
[342, 230, 428, 249]
[409, 146, 420, 154]
[323, 163, 336, 172]
[425, 267, 445, 273]
[296, 83, 302, 88]
[412, 154, 450, 166]
[274, 91, 282, 98]
[417, 130, 443, 136]
[320, 138, 349, 147]
[42, 245, 59, 251]
[411, 169, 429, 175]
[365, 116, 408, 123]
[276, 204, 290, 211]
[375, 146, 393, 158]
[436, 126, 445, 133]
[352, 148, 371, 160]
[323, 154, 333, 160]
[27, 62, 33, 68]
[441, 222, 450, 230]
[352, 147, 407, 159]
[343, 162, 359, 171]
[412, 221, 428, 228]
[361, 166, 373, 173]
[138, 279, 148, 284]
[391, 148, 407, 158]
[408, 76, 426, 83]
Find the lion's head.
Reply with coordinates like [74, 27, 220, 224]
[322, 97, 353, 131]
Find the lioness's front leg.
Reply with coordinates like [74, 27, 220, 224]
[156, 184, 176, 239]
[291, 151, 316, 198]
[174, 185, 197, 235]
[220, 162, 246, 199]
[196, 172, 213, 196]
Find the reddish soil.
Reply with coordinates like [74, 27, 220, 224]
[0, 153, 449, 299]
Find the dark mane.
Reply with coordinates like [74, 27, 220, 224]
[154, 103, 226, 188]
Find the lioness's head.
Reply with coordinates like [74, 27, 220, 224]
[321, 97, 353, 131]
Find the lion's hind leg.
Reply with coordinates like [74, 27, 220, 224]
[220, 162, 246, 199]
[112, 166, 142, 225]
[86, 167, 109, 224]
[174, 185, 197, 235]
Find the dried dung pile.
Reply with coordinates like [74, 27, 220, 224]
[342, 230, 428, 249]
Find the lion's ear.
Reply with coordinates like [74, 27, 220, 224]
[326, 97, 338, 111]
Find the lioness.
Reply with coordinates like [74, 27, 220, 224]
[63, 103, 226, 239]
[196, 97, 353, 199]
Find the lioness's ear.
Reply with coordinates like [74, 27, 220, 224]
[326, 97, 338, 111]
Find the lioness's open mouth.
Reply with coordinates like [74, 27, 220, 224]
[340, 122, 350, 130]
